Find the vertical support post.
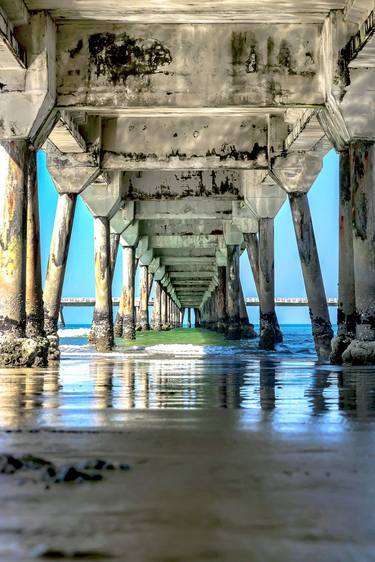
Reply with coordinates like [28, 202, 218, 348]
[0, 141, 27, 364]
[44, 193, 76, 336]
[258, 218, 282, 349]
[239, 283, 256, 339]
[244, 233, 261, 297]
[58, 306, 65, 329]
[122, 246, 136, 340]
[187, 308, 191, 328]
[90, 217, 114, 351]
[161, 288, 167, 329]
[226, 245, 241, 340]
[216, 266, 227, 332]
[289, 192, 333, 361]
[194, 308, 199, 328]
[25, 148, 45, 340]
[343, 142, 375, 364]
[109, 232, 120, 282]
[153, 282, 162, 331]
[180, 308, 185, 327]
[138, 264, 150, 331]
[331, 149, 356, 363]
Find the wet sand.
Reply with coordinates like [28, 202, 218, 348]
[1, 342, 375, 561]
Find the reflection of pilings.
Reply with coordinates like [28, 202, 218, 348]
[109, 233, 120, 282]
[217, 266, 226, 332]
[44, 193, 76, 335]
[138, 264, 150, 331]
[258, 218, 282, 350]
[25, 149, 45, 339]
[289, 192, 333, 361]
[0, 141, 27, 338]
[259, 358, 276, 411]
[90, 217, 114, 351]
[244, 233, 261, 297]
[226, 244, 241, 340]
[153, 281, 162, 331]
[122, 246, 136, 340]
[331, 149, 356, 364]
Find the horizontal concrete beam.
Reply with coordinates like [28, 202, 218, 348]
[101, 115, 268, 170]
[135, 199, 233, 220]
[150, 235, 220, 249]
[139, 218, 224, 237]
[57, 22, 324, 110]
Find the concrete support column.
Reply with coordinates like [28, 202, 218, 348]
[180, 308, 185, 327]
[122, 246, 136, 340]
[239, 283, 256, 339]
[90, 217, 114, 352]
[187, 308, 192, 328]
[25, 148, 49, 365]
[194, 308, 200, 328]
[289, 193, 333, 361]
[161, 288, 167, 329]
[153, 282, 162, 331]
[226, 245, 241, 340]
[0, 141, 27, 364]
[258, 218, 282, 350]
[138, 265, 150, 331]
[44, 192, 76, 343]
[25, 149, 45, 340]
[216, 266, 227, 332]
[109, 233, 120, 282]
[331, 149, 356, 363]
[343, 142, 375, 364]
[244, 233, 261, 296]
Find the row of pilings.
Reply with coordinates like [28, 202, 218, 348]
[0, 141, 375, 366]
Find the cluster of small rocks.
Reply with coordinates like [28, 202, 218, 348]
[0, 453, 130, 485]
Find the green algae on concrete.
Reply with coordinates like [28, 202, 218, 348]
[116, 328, 236, 347]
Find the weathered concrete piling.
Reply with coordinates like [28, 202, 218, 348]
[0, 141, 46, 367]
[258, 219, 282, 349]
[226, 245, 241, 340]
[342, 142, 375, 364]
[138, 264, 150, 331]
[153, 282, 162, 331]
[0, 1, 373, 364]
[289, 193, 333, 361]
[90, 217, 114, 351]
[122, 246, 136, 340]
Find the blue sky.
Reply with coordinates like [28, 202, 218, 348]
[37, 149, 339, 325]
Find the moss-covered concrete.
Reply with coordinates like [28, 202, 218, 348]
[116, 327, 238, 347]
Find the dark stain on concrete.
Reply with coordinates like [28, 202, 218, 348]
[68, 39, 83, 58]
[88, 32, 172, 85]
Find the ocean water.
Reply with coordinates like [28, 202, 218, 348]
[59, 324, 321, 360]
[0, 324, 375, 428]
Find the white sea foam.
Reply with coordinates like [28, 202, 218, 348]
[58, 327, 90, 338]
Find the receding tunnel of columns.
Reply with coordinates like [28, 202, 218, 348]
[0, 1, 374, 366]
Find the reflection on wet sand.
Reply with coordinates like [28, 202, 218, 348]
[1, 356, 375, 430]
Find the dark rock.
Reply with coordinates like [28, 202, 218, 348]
[0, 454, 23, 474]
